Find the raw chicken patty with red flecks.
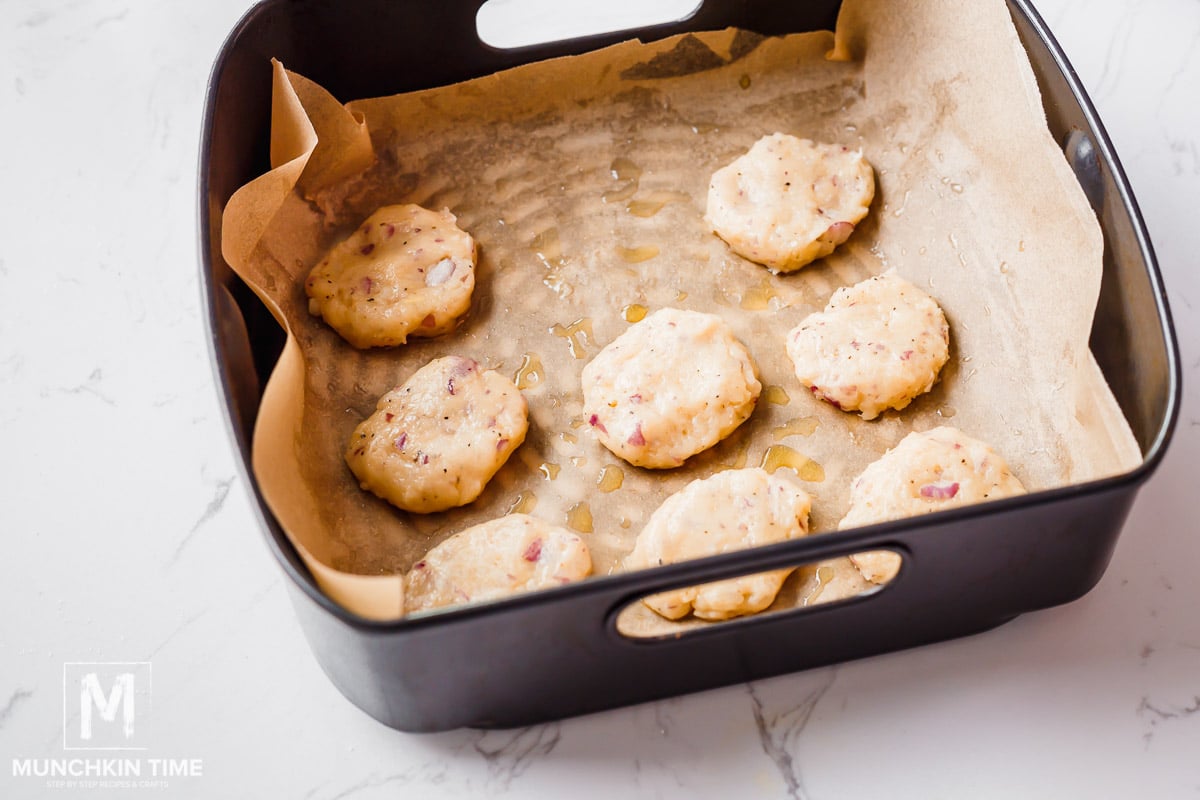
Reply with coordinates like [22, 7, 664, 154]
[306, 204, 476, 348]
[404, 514, 593, 613]
[345, 356, 527, 513]
[840, 426, 1027, 584]
[786, 270, 950, 420]
[581, 308, 761, 469]
[705, 133, 874, 273]
[624, 468, 813, 621]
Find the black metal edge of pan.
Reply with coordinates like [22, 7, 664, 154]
[198, 0, 1181, 635]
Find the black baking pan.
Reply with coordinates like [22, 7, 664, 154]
[199, 0, 1180, 732]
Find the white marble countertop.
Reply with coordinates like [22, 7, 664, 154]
[2, 1, 1197, 797]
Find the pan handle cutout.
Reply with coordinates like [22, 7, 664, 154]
[476, 0, 702, 50]
[614, 549, 900, 640]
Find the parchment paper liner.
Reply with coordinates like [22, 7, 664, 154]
[221, 0, 1140, 622]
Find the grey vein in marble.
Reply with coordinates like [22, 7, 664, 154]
[0, 688, 33, 731]
[146, 609, 209, 661]
[45, 367, 113, 406]
[169, 475, 235, 565]
[242, 577, 282, 611]
[1091, 2, 1140, 101]
[1155, 19, 1200, 117]
[20, 8, 55, 27]
[90, 9, 129, 29]
[473, 723, 561, 790]
[319, 760, 452, 800]
[747, 670, 837, 800]
[1138, 694, 1200, 747]
[323, 769, 417, 800]
[651, 697, 680, 738]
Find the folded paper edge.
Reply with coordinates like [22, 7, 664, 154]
[222, 61, 402, 620]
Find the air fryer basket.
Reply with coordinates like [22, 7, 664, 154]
[199, 0, 1179, 731]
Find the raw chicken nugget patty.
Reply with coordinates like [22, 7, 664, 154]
[705, 133, 874, 273]
[581, 308, 761, 468]
[786, 271, 950, 420]
[305, 204, 476, 348]
[624, 468, 813, 621]
[840, 426, 1027, 584]
[405, 514, 592, 613]
[345, 356, 527, 513]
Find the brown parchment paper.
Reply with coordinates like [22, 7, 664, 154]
[221, 0, 1140, 622]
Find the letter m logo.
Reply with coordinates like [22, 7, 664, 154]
[81, 672, 135, 740]
[63, 662, 151, 750]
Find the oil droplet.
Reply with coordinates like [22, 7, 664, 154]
[950, 182, 963, 194]
[603, 158, 641, 204]
[603, 182, 638, 203]
[803, 564, 836, 605]
[627, 198, 665, 217]
[690, 121, 718, 135]
[506, 491, 538, 515]
[760, 445, 825, 482]
[570, 455, 588, 468]
[530, 228, 562, 263]
[566, 502, 594, 533]
[610, 157, 642, 182]
[616, 245, 660, 263]
[1018, 240, 1025, 252]
[559, 431, 578, 444]
[675, 290, 689, 302]
[740, 280, 778, 311]
[626, 190, 690, 218]
[738, 73, 752, 90]
[568, 416, 586, 430]
[622, 303, 648, 323]
[597, 465, 625, 493]
[772, 416, 819, 440]
[998, 261, 1009, 274]
[764, 385, 791, 405]
[513, 352, 544, 389]
[919, 246, 927, 255]
[711, 443, 750, 472]
[891, 189, 911, 218]
[543, 272, 573, 298]
[550, 317, 594, 359]
[538, 462, 560, 480]
[620, 518, 632, 529]
[938, 405, 957, 419]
